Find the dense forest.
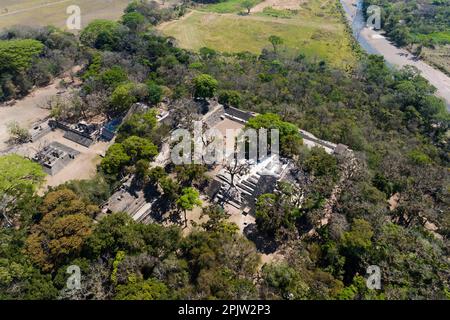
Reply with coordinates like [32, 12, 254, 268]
[0, 0, 449, 300]
[0, 26, 81, 102]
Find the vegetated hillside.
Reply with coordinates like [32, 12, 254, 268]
[363, 0, 450, 74]
[0, 1, 449, 300]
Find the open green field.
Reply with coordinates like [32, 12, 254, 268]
[200, 0, 264, 13]
[159, 0, 357, 69]
[0, 0, 131, 31]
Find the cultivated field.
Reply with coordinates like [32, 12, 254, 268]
[0, 0, 131, 30]
[159, 0, 357, 68]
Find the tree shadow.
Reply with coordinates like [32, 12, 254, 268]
[243, 223, 279, 254]
[147, 196, 174, 223]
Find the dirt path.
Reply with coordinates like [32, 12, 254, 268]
[340, 0, 450, 109]
[0, 0, 72, 17]
[157, 9, 195, 29]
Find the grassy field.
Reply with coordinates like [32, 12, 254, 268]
[159, 0, 357, 69]
[200, 0, 264, 13]
[421, 45, 450, 76]
[0, 0, 131, 31]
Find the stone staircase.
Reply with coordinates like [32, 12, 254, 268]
[214, 172, 262, 210]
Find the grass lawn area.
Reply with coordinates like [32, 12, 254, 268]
[414, 31, 450, 45]
[200, 0, 264, 14]
[159, 0, 357, 69]
[421, 44, 450, 76]
[0, 0, 131, 30]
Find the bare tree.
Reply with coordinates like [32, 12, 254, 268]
[223, 156, 250, 187]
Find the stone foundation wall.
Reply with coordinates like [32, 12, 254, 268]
[204, 103, 225, 128]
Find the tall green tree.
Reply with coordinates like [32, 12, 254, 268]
[268, 35, 284, 52]
[177, 187, 202, 228]
[193, 74, 218, 100]
[0, 39, 44, 73]
[0, 155, 45, 226]
[80, 20, 124, 50]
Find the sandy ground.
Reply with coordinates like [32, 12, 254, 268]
[0, 65, 83, 151]
[340, 0, 450, 109]
[212, 118, 244, 138]
[0, 83, 58, 150]
[7, 129, 112, 192]
[260, 251, 283, 265]
[182, 196, 210, 235]
[182, 187, 255, 235]
[226, 203, 256, 232]
[41, 132, 111, 189]
[251, 0, 303, 13]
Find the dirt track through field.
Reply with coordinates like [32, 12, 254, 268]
[0, 0, 72, 17]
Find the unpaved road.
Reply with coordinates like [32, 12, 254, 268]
[340, 0, 450, 109]
[0, 0, 72, 17]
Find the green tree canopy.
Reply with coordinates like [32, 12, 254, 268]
[100, 66, 128, 90]
[218, 90, 242, 108]
[146, 81, 163, 105]
[241, 0, 258, 14]
[122, 12, 146, 31]
[246, 113, 303, 157]
[0, 155, 45, 226]
[110, 82, 138, 114]
[268, 35, 284, 52]
[193, 74, 218, 99]
[115, 277, 170, 300]
[117, 109, 158, 141]
[122, 135, 158, 162]
[100, 143, 131, 175]
[177, 187, 202, 227]
[0, 39, 44, 73]
[80, 20, 124, 50]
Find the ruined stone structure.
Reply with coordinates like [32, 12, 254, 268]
[224, 106, 254, 123]
[213, 155, 291, 213]
[203, 103, 225, 128]
[33, 142, 79, 175]
[29, 120, 52, 142]
[49, 119, 103, 147]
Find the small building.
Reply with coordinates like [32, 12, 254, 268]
[49, 119, 104, 147]
[29, 120, 52, 142]
[33, 142, 79, 175]
[224, 106, 254, 123]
